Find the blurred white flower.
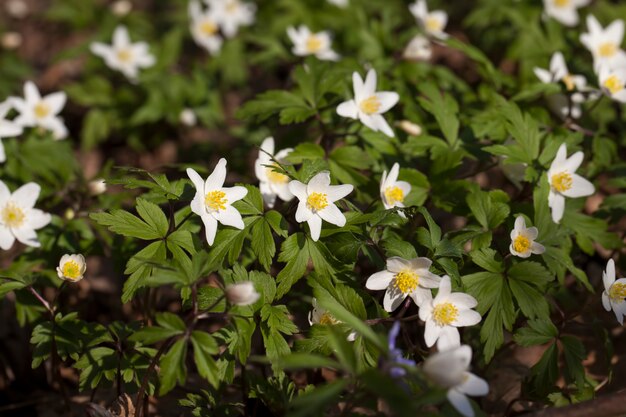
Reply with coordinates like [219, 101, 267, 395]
[403, 34, 432, 61]
[5, 0, 28, 19]
[189, 0, 223, 55]
[225, 281, 260, 306]
[0, 99, 24, 163]
[11, 81, 68, 140]
[0, 180, 51, 250]
[409, 0, 448, 40]
[111, 0, 132, 16]
[206, 0, 255, 38]
[423, 345, 489, 417]
[336, 69, 399, 137]
[580, 15, 626, 72]
[547, 144, 595, 223]
[187, 158, 248, 245]
[602, 259, 626, 325]
[598, 65, 626, 103]
[90, 26, 155, 81]
[366, 256, 442, 312]
[88, 178, 107, 196]
[287, 25, 339, 61]
[397, 120, 423, 136]
[1, 32, 22, 50]
[509, 216, 545, 258]
[254, 137, 294, 208]
[380, 163, 411, 215]
[543, 0, 590, 27]
[57, 254, 87, 282]
[179, 108, 198, 127]
[288, 171, 353, 241]
[327, 0, 348, 7]
[309, 298, 357, 341]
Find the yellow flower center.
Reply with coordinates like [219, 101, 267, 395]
[598, 42, 617, 58]
[200, 21, 218, 36]
[319, 312, 338, 325]
[265, 165, 289, 184]
[1, 202, 25, 228]
[205, 190, 227, 212]
[394, 270, 419, 294]
[384, 186, 405, 205]
[306, 35, 323, 53]
[62, 260, 82, 280]
[432, 302, 459, 326]
[306, 192, 328, 211]
[609, 283, 626, 303]
[513, 235, 530, 254]
[553, 0, 570, 7]
[425, 16, 443, 32]
[562, 74, 575, 91]
[551, 172, 573, 193]
[604, 75, 623, 95]
[360, 96, 381, 115]
[34, 102, 50, 119]
[116, 48, 133, 63]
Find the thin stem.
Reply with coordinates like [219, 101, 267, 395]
[28, 287, 53, 314]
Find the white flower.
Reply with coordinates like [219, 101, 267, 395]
[187, 158, 248, 245]
[225, 281, 260, 306]
[254, 137, 294, 208]
[509, 216, 545, 258]
[409, 0, 448, 40]
[189, 0, 223, 55]
[90, 26, 155, 81]
[5, 0, 28, 19]
[580, 15, 626, 71]
[380, 163, 411, 214]
[88, 178, 107, 196]
[111, 0, 132, 16]
[0, 180, 51, 250]
[179, 108, 198, 127]
[288, 171, 353, 242]
[602, 259, 626, 325]
[327, 0, 348, 7]
[403, 34, 432, 61]
[308, 298, 356, 341]
[336, 69, 399, 138]
[397, 120, 423, 136]
[1, 32, 22, 50]
[0, 99, 24, 163]
[547, 144, 595, 223]
[206, 0, 255, 38]
[419, 276, 481, 351]
[11, 81, 67, 140]
[286, 25, 339, 61]
[423, 345, 489, 417]
[543, 0, 590, 27]
[56, 254, 86, 282]
[366, 257, 442, 312]
[598, 65, 626, 103]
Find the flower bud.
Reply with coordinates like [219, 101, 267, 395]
[225, 282, 260, 306]
[179, 108, 197, 127]
[403, 35, 432, 61]
[88, 178, 107, 196]
[64, 208, 75, 220]
[396, 120, 422, 136]
[5, 0, 28, 19]
[1, 32, 22, 50]
[111, 0, 132, 16]
[56, 254, 87, 282]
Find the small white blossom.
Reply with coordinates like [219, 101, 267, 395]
[423, 345, 489, 417]
[206, 0, 256, 39]
[366, 257, 442, 312]
[602, 259, 626, 325]
[88, 179, 107, 196]
[0, 180, 51, 250]
[397, 120, 423, 136]
[1, 32, 22, 50]
[0, 99, 24, 163]
[225, 281, 260, 306]
[598, 65, 626, 103]
[547, 144, 595, 223]
[287, 25, 339, 61]
[327, 0, 348, 7]
[509, 216, 545, 258]
[5, 0, 28, 19]
[11, 81, 67, 140]
[419, 276, 481, 351]
[409, 0, 448, 40]
[380, 163, 411, 215]
[189, 0, 223, 55]
[309, 298, 356, 341]
[111, 0, 132, 16]
[543, 0, 590, 27]
[403, 34, 432, 61]
[56, 254, 86, 282]
[580, 15, 626, 72]
[288, 171, 353, 242]
[187, 158, 248, 245]
[254, 137, 294, 208]
[336, 69, 399, 138]
[179, 108, 198, 127]
[90, 26, 155, 81]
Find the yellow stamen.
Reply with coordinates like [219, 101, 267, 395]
[513, 235, 530, 254]
[62, 260, 82, 280]
[551, 172, 573, 193]
[425, 16, 443, 32]
[306, 35, 323, 53]
[432, 302, 459, 326]
[34, 102, 50, 119]
[553, 0, 570, 6]
[319, 312, 338, 325]
[205, 190, 227, 212]
[384, 186, 405, 205]
[604, 75, 623, 95]
[360, 96, 381, 115]
[1, 202, 25, 228]
[598, 42, 617, 58]
[394, 270, 419, 294]
[116, 48, 133, 62]
[265, 165, 289, 184]
[199, 21, 218, 36]
[609, 283, 626, 303]
[306, 192, 328, 211]
[562, 74, 575, 91]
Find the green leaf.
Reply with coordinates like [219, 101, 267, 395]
[276, 233, 310, 298]
[508, 279, 550, 319]
[288, 380, 349, 417]
[232, 184, 263, 216]
[158, 339, 187, 395]
[129, 326, 182, 345]
[469, 248, 503, 273]
[156, 312, 186, 332]
[418, 84, 459, 146]
[261, 304, 299, 335]
[90, 209, 163, 240]
[530, 342, 558, 395]
[561, 335, 586, 388]
[236, 90, 316, 124]
[514, 319, 558, 347]
[277, 353, 343, 371]
[466, 189, 510, 229]
[251, 218, 275, 272]
[190, 331, 219, 388]
[136, 198, 169, 238]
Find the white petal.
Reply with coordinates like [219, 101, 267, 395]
[351, 72, 365, 101]
[424, 318, 441, 347]
[453, 310, 482, 327]
[435, 275, 452, 301]
[362, 69, 377, 97]
[436, 326, 461, 351]
[13, 227, 40, 247]
[325, 183, 353, 202]
[26, 209, 51, 229]
[288, 180, 308, 201]
[385, 163, 400, 187]
[514, 216, 526, 232]
[336, 100, 358, 119]
[602, 292, 611, 312]
[533, 67, 553, 84]
[223, 185, 248, 204]
[12, 182, 40, 208]
[43, 92, 66, 115]
[604, 259, 616, 288]
[374, 92, 399, 113]
[383, 287, 405, 312]
[387, 257, 411, 273]
[24, 81, 41, 103]
[531, 241, 545, 255]
[295, 201, 314, 222]
[0, 181, 10, 201]
[562, 151, 584, 173]
[214, 205, 245, 229]
[113, 25, 131, 47]
[561, 174, 595, 198]
[307, 171, 331, 194]
[205, 158, 227, 191]
[186, 167, 205, 192]
[307, 214, 322, 241]
[260, 136, 275, 155]
[317, 203, 346, 227]
[409, 287, 433, 307]
[201, 214, 218, 245]
[447, 389, 474, 417]
[366, 270, 395, 290]
[0, 226, 16, 250]
[550, 193, 565, 223]
[447, 293, 478, 309]
[419, 271, 443, 289]
[371, 114, 395, 137]
[606, 19, 624, 45]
